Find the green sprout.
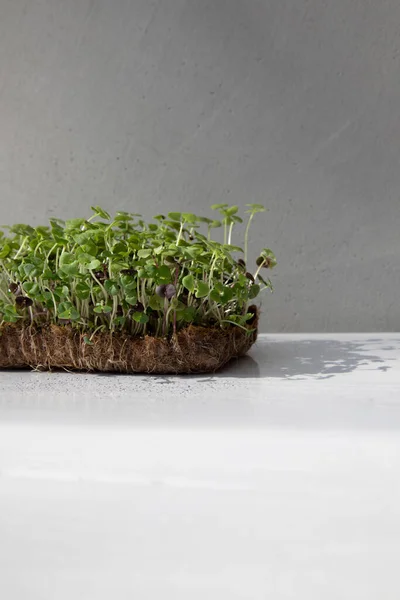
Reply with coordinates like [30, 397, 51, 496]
[0, 205, 276, 337]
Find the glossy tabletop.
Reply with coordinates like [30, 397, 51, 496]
[1, 334, 400, 599]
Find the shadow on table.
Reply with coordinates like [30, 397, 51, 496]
[197, 337, 398, 381]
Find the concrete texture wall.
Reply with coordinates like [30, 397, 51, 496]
[0, 0, 399, 332]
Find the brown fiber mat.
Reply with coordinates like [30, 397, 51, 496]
[0, 311, 258, 374]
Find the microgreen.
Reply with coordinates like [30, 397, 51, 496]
[0, 206, 276, 336]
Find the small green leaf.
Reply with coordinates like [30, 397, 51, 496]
[50, 218, 65, 234]
[116, 210, 139, 219]
[42, 268, 54, 279]
[133, 311, 149, 324]
[54, 286, 69, 299]
[37, 291, 53, 306]
[257, 248, 277, 269]
[57, 302, 69, 314]
[77, 252, 96, 266]
[163, 254, 179, 266]
[59, 252, 75, 265]
[75, 282, 91, 300]
[69, 307, 80, 321]
[211, 204, 228, 210]
[164, 221, 181, 232]
[155, 265, 171, 283]
[88, 259, 101, 271]
[35, 226, 50, 236]
[58, 311, 70, 319]
[65, 218, 86, 230]
[81, 243, 98, 257]
[125, 294, 138, 306]
[148, 294, 163, 310]
[167, 212, 182, 222]
[220, 286, 234, 304]
[2, 305, 19, 322]
[225, 205, 238, 216]
[243, 312, 255, 322]
[60, 262, 80, 276]
[223, 244, 244, 253]
[183, 306, 196, 322]
[112, 242, 128, 255]
[195, 281, 209, 298]
[143, 264, 156, 278]
[104, 279, 119, 296]
[183, 246, 202, 259]
[169, 296, 180, 309]
[261, 248, 276, 258]
[57, 302, 80, 321]
[9, 224, 35, 236]
[249, 284, 260, 299]
[245, 203, 266, 214]
[137, 249, 152, 258]
[181, 213, 197, 223]
[22, 282, 39, 296]
[257, 274, 273, 290]
[93, 302, 112, 314]
[210, 289, 221, 303]
[182, 274, 195, 293]
[195, 254, 211, 266]
[210, 220, 222, 228]
[0, 244, 11, 259]
[91, 206, 111, 220]
[22, 263, 39, 277]
[120, 275, 136, 291]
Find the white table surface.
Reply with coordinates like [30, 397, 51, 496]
[1, 333, 400, 600]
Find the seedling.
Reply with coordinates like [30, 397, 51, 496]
[0, 205, 276, 338]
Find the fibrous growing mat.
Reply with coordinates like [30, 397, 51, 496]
[0, 312, 257, 374]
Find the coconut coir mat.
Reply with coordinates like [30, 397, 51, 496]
[0, 309, 258, 374]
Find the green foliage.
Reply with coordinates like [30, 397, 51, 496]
[0, 205, 276, 337]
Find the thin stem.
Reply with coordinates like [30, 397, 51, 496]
[141, 279, 146, 308]
[176, 222, 184, 245]
[162, 297, 168, 337]
[0, 287, 10, 302]
[89, 324, 106, 341]
[90, 271, 108, 301]
[14, 236, 28, 260]
[244, 212, 254, 263]
[110, 296, 118, 331]
[253, 260, 266, 281]
[0, 261, 12, 282]
[227, 222, 234, 245]
[49, 289, 58, 319]
[45, 243, 58, 268]
[220, 319, 253, 332]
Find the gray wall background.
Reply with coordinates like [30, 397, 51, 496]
[1, 0, 399, 332]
